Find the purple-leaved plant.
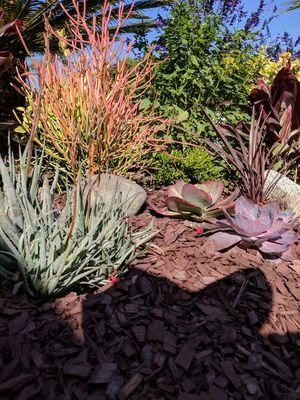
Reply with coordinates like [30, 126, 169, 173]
[204, 196, 299, 259]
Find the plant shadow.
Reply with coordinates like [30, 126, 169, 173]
[1, 267, 299, 399]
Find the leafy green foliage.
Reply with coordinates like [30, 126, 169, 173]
[153, 147, 228, 186]
[0, 146, 155, 299]
[140, 0, 298, 142]
[146, 2, 262, 139]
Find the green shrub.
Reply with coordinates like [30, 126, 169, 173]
[136, 0, 298, 143]
[153, 147, 227, 186]
[0, 146, 155, 299]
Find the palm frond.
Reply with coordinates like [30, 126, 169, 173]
[282, 1, 300, 12]
[0, 0, 173, 54]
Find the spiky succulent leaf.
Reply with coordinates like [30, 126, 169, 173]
[0, 146, 156, 299]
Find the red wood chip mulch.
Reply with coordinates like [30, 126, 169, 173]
[0, 205, 299, 400]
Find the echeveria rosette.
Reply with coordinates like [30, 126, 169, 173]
[207, 196, 298, 258]
[148, 180, 239, 221]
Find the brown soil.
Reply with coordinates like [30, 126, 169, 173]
[0, 196, 299, 400]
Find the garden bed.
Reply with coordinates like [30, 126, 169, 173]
[0, 197, 299, 400]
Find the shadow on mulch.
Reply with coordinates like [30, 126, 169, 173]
[0, 266, 299, 400]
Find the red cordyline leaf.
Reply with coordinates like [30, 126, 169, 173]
[250, 63, 300, 131]
[0, 19, 23, 37]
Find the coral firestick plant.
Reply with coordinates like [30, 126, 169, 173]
[15, 0, 168, 178]
[148, 180, 239, 221]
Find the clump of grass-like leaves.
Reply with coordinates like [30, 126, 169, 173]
[0, 146, 155, 299]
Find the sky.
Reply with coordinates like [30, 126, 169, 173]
[147, 0, 300, 43]
[247, 0, 299, 40]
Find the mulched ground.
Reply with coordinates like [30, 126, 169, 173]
[0, 191, 299, 400]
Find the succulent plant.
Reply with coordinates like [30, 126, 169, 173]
[0, 146, 156, 299]
[148, 180, 239, 221]
[205, 196, 298, 257]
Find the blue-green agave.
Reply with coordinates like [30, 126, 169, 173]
[0, 147, 155, 298]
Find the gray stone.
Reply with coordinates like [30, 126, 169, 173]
[86, 173, 146, 217]
[264, 170, 300, 217]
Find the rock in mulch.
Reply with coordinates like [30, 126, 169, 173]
[87, 173, 147, 216]
[264, 170, 300, 217]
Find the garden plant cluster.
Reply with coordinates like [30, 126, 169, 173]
[0, 0, 298, 299]
[0, 0, 299, 398]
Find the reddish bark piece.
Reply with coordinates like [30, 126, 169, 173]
[8, 312, 29, 336]
[122, 339, 137, 357]
[209, 384, 228, 400]
[117, 373, 143, 400]
[175, 343, 195, 371]
[219, 326, 237, 344]
[196, 303, 231, 321]
[181, 377, 196, 392]
[158, 383, 176, 394]
[198, 392, 211, 400]
[163, 331, 177, 354]
[132, 326, 146, 342]
[0, 358, 19, 384]
[285, 282, 300, 301]
[151, 308, 164, 318]
[63, 360, 91, 378]
[168, 358, 182, 379]
[135, 262, 151, 272]
[124, 304, 139, 313]
[116, 311, 129, 327]
[147, 320, 165, 342]
[178, 393, 200, 400]
[141, 344, 153, 366]
[221, 361, 241, 389]
[261, 350, 293, 378]
[138, 276, 152, 294]
[247, 310, 259, 325]
[106, 375, 124, 399]
[15, 382, 42, 400]
[89, 363, 118, 384]
[2, 307, 23, 316]
[269, 332, 289, 345]
[0, 374, 34, 392]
